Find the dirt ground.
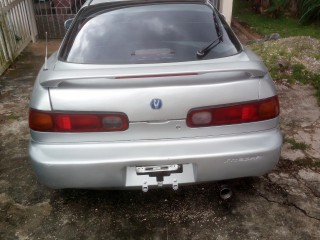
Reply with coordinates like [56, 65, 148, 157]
[0, 38, 320, 240]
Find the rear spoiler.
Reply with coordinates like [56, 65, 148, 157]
[40, 61, 267, 88]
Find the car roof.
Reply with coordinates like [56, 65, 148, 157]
[88, 0, 132, 5]
[86, 0, 206, 6]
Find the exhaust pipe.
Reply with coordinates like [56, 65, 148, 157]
[219, 184, 233, 200]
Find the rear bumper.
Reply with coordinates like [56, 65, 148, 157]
[29, 128, 282, 189]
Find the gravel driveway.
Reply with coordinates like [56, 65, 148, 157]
[0, 40, 319, 240]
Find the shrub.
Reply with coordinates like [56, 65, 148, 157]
[298, 0, 320, 23]
[266, 0, 289, 18]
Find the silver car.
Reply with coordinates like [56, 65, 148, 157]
[29, 0, 282, 190]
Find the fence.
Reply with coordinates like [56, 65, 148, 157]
[33, 0, 84, 39]
[0, 0, 37, 75]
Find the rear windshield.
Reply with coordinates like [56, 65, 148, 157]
[62, 3, 241, 64]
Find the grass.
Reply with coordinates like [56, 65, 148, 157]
[284, 137, 309, 151]
[8, 113, 18, 120]
[296, 158, 320, 168]
[249, 38, 320, 101]
[233, 0, 320, 39]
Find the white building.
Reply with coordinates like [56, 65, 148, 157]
[212, 0, 234, 25]
[219, 0, 234, 25]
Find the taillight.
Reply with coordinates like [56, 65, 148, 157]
[187, 96, 279, 127]
[29, 109, 129, 132]
[29, 110, 54, 131]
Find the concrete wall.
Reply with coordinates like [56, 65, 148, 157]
[220, 0, 233, 25]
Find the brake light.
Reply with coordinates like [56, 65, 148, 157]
[187, 96, 279, 127]
[29, 109, 129, 132]
[115, 73, 198, 79]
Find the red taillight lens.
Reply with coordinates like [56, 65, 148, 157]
[187, 96, 279, 127]
[29, 109, 129, 132]
[55, 114, 102, 131]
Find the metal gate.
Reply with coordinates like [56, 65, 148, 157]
[0, 0, 37, 75]
[33, 0, 84, 39]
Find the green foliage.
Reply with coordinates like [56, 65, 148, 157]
[291, 63, 308, 83]
[8, 113, 18, 120]
[284, 137, 309, 150]
[298, 0, 320, 23]
[233, 0, 320, 39]
[249, 37, 320, 101]
[296, 158, 320, 168]
[266, 0, 289, 18]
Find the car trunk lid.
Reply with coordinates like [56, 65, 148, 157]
[47, 60, 265, 122]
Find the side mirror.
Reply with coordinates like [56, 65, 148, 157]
[64, 18, 74, 30]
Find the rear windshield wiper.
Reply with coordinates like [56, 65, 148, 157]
[196, 13, 223, 58]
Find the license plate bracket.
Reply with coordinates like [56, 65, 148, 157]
[136, 164, 183, 182]
[125, 164, 195, 187]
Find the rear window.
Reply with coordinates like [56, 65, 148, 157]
[62, 3, 241, 64]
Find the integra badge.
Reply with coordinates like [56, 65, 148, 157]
[150, 99, 163, 110]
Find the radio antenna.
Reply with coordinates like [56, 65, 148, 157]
[44, 32, 48, 70]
